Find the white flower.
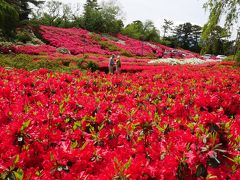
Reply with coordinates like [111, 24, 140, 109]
[148, 58, 220, 65]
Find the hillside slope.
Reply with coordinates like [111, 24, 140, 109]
[11, 25, 200, 59]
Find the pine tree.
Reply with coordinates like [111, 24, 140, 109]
[83, 0, 101, 31]
[5, 0, 44, 21]
[0, 0, 19, 36]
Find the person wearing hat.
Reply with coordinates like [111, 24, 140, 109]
[108, 54, 115, 74]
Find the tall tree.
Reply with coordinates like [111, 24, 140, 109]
[83, 0, 101, 31]
[191, 25, 202, 52]
[162, 19, 173, 38]
[201, 25, 231, 55]
[235, 29, 240, 62]
[98, 0, 123, 33]
[121, 20, 144, 39]
[5, 0, 44, 21]
[142, 20, 160, 42]
[0, 0, 19, 36]
[82, 0, 123, 33]
[174, 22, 202, 52]
[31, 0, 81, 28]
[175, 23, 192, 50]
[202, 0, 240, 53]
[122, 20, 160, 42]
[32, 1, 63, 26]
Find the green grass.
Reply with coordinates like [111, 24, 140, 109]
[225, 55, 236, 61]
[0, 54, 99, 72]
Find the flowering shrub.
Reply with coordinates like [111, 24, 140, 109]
[111, 34, 157, 57]
[14, 45, 57, 55]
[0, 64, 239, 179]
[0, 42, 15, 54]
[40, 26, 110, 55]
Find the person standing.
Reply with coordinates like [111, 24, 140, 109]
[116, 55, 121, 73]
[108, 54, 115, 74]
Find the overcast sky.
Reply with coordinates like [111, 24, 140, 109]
[46, 0, 238, 38]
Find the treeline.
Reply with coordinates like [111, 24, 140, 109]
[0, 0, 239, 56]
[30, 0, 124, 34]
[160, 20, 237, 55]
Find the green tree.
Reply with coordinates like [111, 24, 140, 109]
[191, 25, 202, 52]
[162, 19, 173, 38]
[202, 0, 240, 53]
[121, 20, 144, 39]
[99, 0, 124, 33]
[31, 0, 74, 27]
[0, 0, 19, 36]
[203, 0, 240, 33]
[122, 20, 160, 42]
[174, 23, 192, 50]
[83, 0, 101, 31]
[142, 20, 160, 42]
[233, 29, 240, 62]
[201, 25, 231, 55]
[82, 0, 123, 33]
[159, 36, 178, 48]
[174, 22, 202, 52]
[37, 0, 62, 26]
[5, 0, 44, 21]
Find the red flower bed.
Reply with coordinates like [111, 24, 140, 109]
[40, 26, 110, 55]
[14, 45, 57, 55]
[0, 65, 239, 179]
[112, 34, 157, 56]
[82, 54, 151, 67]
[0, 46, 15, 54]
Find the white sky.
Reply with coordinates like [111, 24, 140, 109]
[45, 0, 238, 38]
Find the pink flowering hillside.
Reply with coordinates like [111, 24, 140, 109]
[9, 25, 202, 60]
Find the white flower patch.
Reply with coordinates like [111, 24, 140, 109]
[148, 58, 222, 65]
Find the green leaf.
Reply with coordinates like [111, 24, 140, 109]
[13, 169, 24, 180]
[113, 157, 121, 172]
[65, 118, 70, 123]
[89, 125, 95, 133]
[154, 112, 160, 122]
[50, 152, 54, 161]
[59, 102, 65, 114]
[211, 132, 217, 145]
[73, 121, 81, 130]
[14, 154, 20, 164]
[187, 122, 195, 131]
[64, 94, 71, 102]
[206, 174, 218, 179]
[193, 114, 199, 122]
[224, 121, 231, 129]
[80, 141, 88, 150]
[124, 158, 132, 170]
[233, 155, 240, 164]
[20, 120, 31, 131]
[24, 104, 30, 113]
[98, 124, 104, 131]
[35, 170, 42, 176]
[71, 140, 78, 149]
[235, 135, 240, 143]
[227, 134, 233, 139]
